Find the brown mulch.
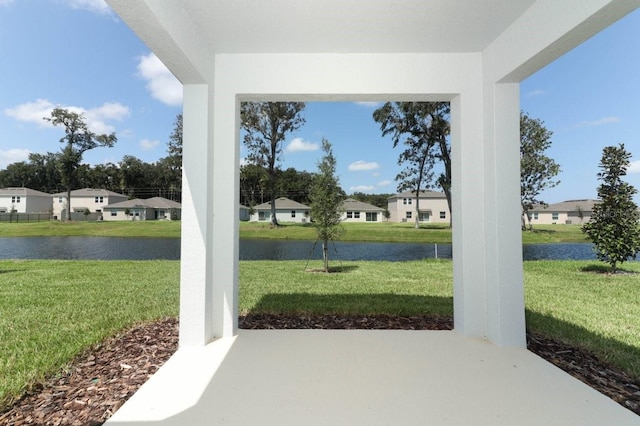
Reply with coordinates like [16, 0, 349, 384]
[1, 314, 639, 425]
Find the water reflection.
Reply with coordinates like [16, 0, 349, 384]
[0, 236, 600, 261]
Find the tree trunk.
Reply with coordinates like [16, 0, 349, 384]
[322, 241, 329, 272]
[66, 187, 72, 222]
[414, 194, 420, 229]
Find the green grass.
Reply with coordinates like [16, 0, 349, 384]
[0, 260, 179, 408]
[0, 221, 181, 238]
[0, 221, 589, 243]
[239, 260, 453, 316]
[241, 222, 589, 243]
[2, 258, 639, 411]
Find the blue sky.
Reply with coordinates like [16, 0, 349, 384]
[1, 1, 639, 203]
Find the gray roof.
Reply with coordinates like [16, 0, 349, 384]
[104, 197, 181, 209]
[531, 199, 598, 213]
[0, 187, 51, 197]
[341, 198, 385, 212]
[51, 188, 127, 198]
[253, 197, 310, 210]
[388, 190, 446, 200]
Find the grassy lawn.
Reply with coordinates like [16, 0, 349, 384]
[0, 220, 181, 238]
[0, 220, 589, 243]
[1, 258, 639, 411]
[0, 260, 179, 409]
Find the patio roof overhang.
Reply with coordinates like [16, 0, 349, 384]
[105, 0, 639, 348]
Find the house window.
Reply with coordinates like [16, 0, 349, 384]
[439, 211, 446, 219]
[366, 212, 377, 222]
[58, 197, 63, 203]
[406, 211, 412, 219]
[418, 212, 430, 222]
[11, 196, 20, 203]
[95, 196, 103, 203]
[110, 211, 117, 216]
[258, 211, 267, 221]
[552, 212, 559, 221]
[533, 212, 538, 220]
[291, 210, 296, 218]
[346, 211, 353, 218]
[354, 212, 360, 219]
[403, 198, 412, 205]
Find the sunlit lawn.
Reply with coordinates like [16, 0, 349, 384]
[1, 258, 639, 411]
[0, 220, 589, 243]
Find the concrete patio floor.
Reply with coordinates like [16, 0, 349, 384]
[106, 330, 638, 425]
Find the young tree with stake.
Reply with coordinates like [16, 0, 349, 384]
[309, 139, 345, 272]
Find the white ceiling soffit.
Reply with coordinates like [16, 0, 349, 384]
[182, 0, 537, 54]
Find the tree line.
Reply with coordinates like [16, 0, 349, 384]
[2, 103, 561, 227]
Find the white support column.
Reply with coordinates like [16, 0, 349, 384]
[483, 83, 526, 347]
[451, 94, 487, 340]
[210, 86, 239, 338]
[179, 84, 215, 346]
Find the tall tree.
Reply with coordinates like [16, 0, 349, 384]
[44, 108, 116, 221]
[309, 139, 345, 272]
[241, 102, 305, 226]
[520, 111, 561, 230]
[166, 113, 183, 192]
[27, 152, 62, 193]
[373, 102, 451, 228]
[582, 144, 640, 273]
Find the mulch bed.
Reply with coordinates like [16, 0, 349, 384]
[1, 314, 638, 425]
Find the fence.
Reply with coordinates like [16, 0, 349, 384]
[0, 213, 53, 223]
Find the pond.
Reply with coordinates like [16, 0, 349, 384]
[0, 236, 601, 261]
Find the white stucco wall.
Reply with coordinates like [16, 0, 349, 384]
[250, 209, 309, 223]
[0, 194, 51, 213]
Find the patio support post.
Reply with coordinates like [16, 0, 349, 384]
[482, 83, 526, 347]
[179, 84, 215, 346]
[210, 84, 239, 338]
[451, 92, 488, 341]
[451, 82, 526, 348]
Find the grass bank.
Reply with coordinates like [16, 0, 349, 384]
[0, 220, 589, 243]
[2, 258, 639, 411]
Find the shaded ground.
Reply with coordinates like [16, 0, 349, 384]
[1, 314, 638, 425]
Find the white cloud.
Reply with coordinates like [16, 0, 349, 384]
[139, 139, 160, 151]
[574, 116, 621, 128]
[4, 99, 55, 127]
[0, 148, 31, 169]
[525, 89, 548, 97]
[350, 185, 375, 192]
[629, 160, 640, 174]
[348, 160, 380, 172]
[285, 137, 319, 153]
[5, 99, 130, 134]
[137, 53, 183, 106]
[60, 0, 112, 15]
[377, 180, 392, 187]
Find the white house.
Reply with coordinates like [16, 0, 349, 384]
[250, 197, 310, 223]
[239, 204, 250, 221]
[0, 187, 52, 213]
[528, 199, 597, 225]
[388, 191, 450, 224]
[52, 188, 128, 220]
[102, 197, 181, 221]
[340, 198, 385, 222]
[104, 2, 640, 424]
